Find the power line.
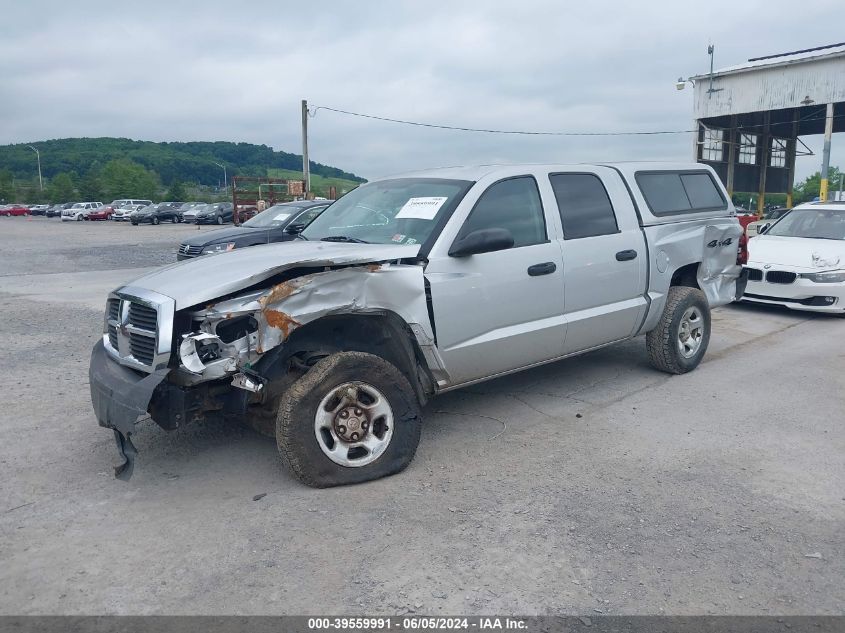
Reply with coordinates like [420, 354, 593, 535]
[310, 105, 697, 137]
[311, 105, 844, 138]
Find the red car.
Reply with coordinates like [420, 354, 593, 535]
[1, 204, 30, 217]
[85, 205, 114, 221]
[735, 212, 757, 264]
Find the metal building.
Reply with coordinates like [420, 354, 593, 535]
[687, 43, 845, 212]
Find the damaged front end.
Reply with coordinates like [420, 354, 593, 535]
[89, 255, 438, 479]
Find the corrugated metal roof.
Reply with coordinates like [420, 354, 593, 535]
[690, 42, 845, 80]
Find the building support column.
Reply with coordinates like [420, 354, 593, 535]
[726, 115, 737, 197]
[820, 102, 834, 202]
[786, 110, 799, 209]
[757, 112, 770, 217]
[693, 120, 701, 160]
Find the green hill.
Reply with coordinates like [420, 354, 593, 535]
[0, 137, 365, 201]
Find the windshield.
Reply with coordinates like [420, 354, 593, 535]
[301, 178, 473, 245]
[767, 207, 845, 240]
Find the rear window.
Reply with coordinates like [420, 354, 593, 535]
[636, 171, 727, 216]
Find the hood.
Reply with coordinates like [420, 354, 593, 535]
[748, 235, 845, 270]
[123, 240, 421, 308]
[181, 226, 267, 247]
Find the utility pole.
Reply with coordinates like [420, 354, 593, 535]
[301, 99, 311, 197]
[27, 145, 43, 191]
[820, 103, 834, 202]
[213, 162, 227, 191]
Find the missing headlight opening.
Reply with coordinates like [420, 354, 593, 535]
[216, 315, 258, 343]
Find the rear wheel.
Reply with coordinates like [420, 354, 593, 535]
[76, 215, 83, 221]
[170, 216, 177, 224]
[646, 286, 711, 374]
[276, 352, 422, 487]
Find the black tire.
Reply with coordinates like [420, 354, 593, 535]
[152, 216, 160, 225]
[276, 351, 422, 487]
[216, 215, 224, 225]
[646, 286, 711, 374]
[76, 215, 83, 221]
[170, 215, 177, 223]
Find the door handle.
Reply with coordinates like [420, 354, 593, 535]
[615, 250, 638, 261]
[527, 262, 557, 276]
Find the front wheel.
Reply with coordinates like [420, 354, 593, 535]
[152, 216, 160, 225]
[276, 352, 422, 487]
[216, 215, 224, 225]
[646, 286, 711, 374]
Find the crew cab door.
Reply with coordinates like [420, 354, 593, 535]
[425, 175, 566, 385]
[548, 169, 648, 354]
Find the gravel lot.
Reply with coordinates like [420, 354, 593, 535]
[1, 217, 843, 615]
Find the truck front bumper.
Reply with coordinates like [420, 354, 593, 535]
[90, 340, 246, 479]
[89, 340, 169, 479]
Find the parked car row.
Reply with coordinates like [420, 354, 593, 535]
[1, 199, 248, 226]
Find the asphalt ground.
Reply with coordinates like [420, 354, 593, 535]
[1, 217, 842, 615]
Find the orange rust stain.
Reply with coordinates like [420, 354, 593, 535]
[258, 281, 300, 308]
[264, 309, 301, 339]
[367, 263, 383, 272]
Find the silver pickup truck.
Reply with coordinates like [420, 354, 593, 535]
[89, 162, 746, 486]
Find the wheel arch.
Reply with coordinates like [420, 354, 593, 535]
[254, 310, 436, 406]
[670, 261, 701, 289]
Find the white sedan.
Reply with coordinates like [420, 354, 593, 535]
[743, 202, 845, 315]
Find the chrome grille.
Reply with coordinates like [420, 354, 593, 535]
[108, 298, 120, 320]
[178, 243, 203, 257]
[103, 289, 174, 373]
[107, 298, 121, 349]
[128, 333, 156, 365]
[128, 303, 157, 330]
[108, 325, 119, 350]
[765, 270, 797, 284]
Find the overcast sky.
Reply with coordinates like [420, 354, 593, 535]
[1, 0, 842, 184]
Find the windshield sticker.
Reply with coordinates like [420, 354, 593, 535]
[396, 196, 448, 220]
[391, 233, 406, 243]
[273, 213, 291, 221]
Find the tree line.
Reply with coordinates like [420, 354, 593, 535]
[0, 137, 365, 203]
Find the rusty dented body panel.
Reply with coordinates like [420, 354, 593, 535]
[174, 262, 440, 387]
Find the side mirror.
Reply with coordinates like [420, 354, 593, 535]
[758, 223, 770, 235]
[449, 228, 514, 257]
[284, 223, 305, 234]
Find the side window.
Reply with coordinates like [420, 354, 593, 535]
[636, 173, 691, 214]
[549, 173, 619, 239]
[457, 176, 546, 248]
[680, 173, 725, 209]
[636, 171, 727, 215]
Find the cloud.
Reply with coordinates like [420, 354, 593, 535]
[0, 0, 841, 182]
